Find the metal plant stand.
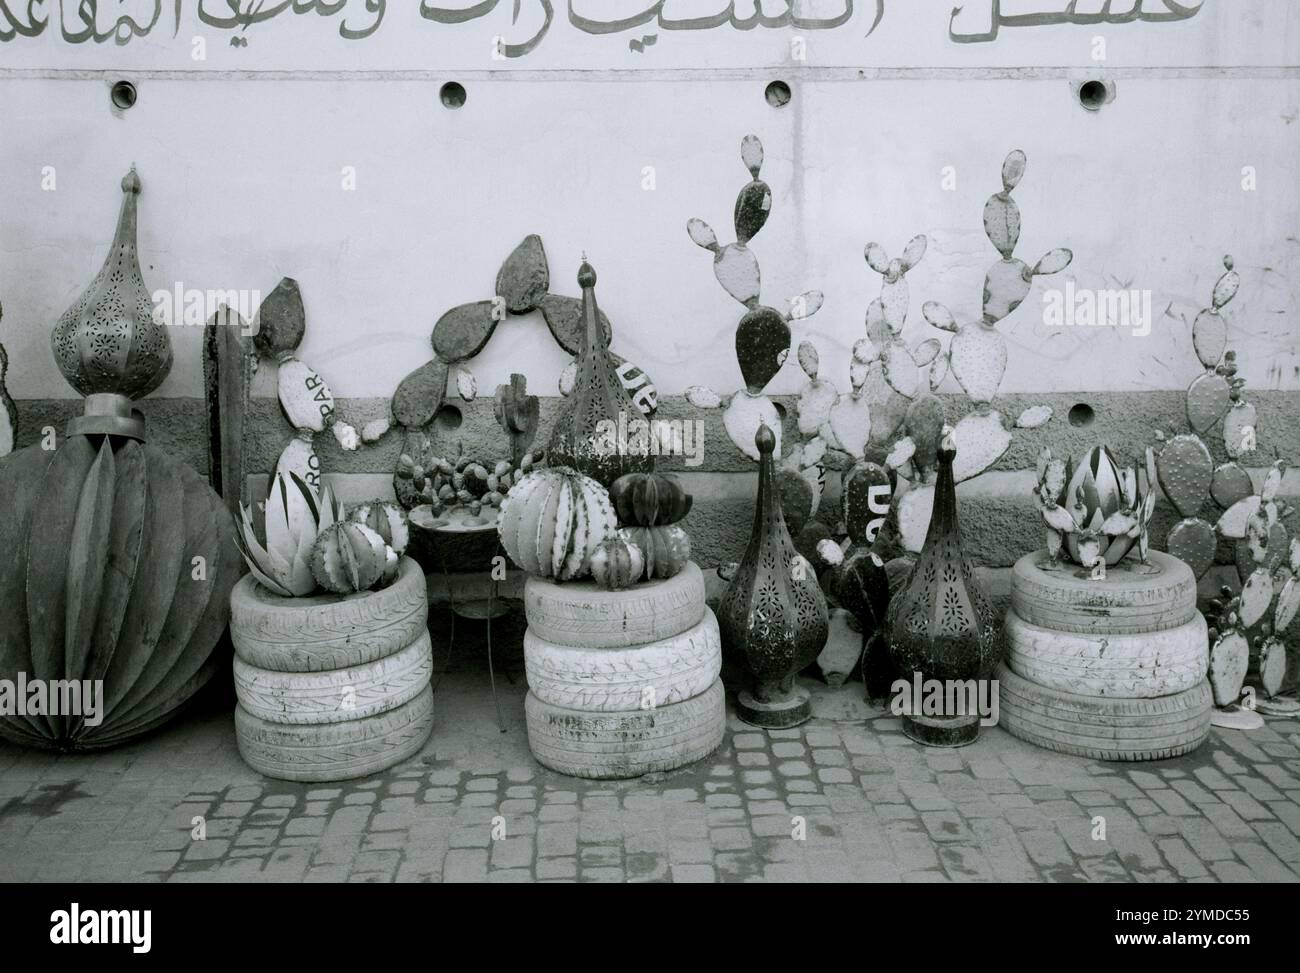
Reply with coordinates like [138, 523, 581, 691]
[434, 533, 515, 734]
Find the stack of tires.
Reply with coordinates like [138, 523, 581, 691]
[522, 562, 725, 779]
[230, 559, 436, 781]
[997, 551, 1213, 761]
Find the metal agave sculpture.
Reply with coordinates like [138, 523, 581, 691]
[0, 169, 239, 751]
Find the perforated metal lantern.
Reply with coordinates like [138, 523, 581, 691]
[545, 260, 654, 488]
[51, 169, 173, 404]
[717, 424, 829, 728]
[0, 170, 237, 751]
[885, 436, 1001, 747]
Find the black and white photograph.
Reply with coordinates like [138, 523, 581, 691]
[0, 0, 1295, 950]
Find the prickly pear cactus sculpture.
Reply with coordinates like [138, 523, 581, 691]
[0, 300, 15, 458]
[1033, 444, 1156, 574]
[891, 150, 1066, 553]
[1147, 257, 1289, 580]
[922, 150, 1071, 412]
[392, 236, 657, 497]
[685, 135, 823, 460]
[252, 278, 372, 498]
[1141, 258, 1298, 710]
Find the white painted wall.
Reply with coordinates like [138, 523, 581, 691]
[1, 1, 1295, 403]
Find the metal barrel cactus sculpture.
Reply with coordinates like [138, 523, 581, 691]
[0, 169, 239, 751]
[718, 424, 829, 728]
[497, 466, 618, 581]
[885, 429, 1001, 746]
[546, 260, 656, 487]
[685, 134, 824, 460]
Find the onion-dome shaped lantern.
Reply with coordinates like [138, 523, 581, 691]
[717, 423, 830, 728]
[546, 260, 655, 488]
[0, 169, 238, 751]
[885, 429, 1002, 747]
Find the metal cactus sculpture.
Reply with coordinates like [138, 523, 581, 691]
[0, 169, 239, 751]
[922, 150, 1072, 409]
[685, 135, 824, 460]
[1143, 257, 1296, 711]
[251, 278, 375, 505]
[1033, 444, 1157, 574]
[892, 150, 1068, 553]
[392, 236, 658, 499]
[717, 423, 829, 728]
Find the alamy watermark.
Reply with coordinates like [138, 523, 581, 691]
[151, 283, 261, 336]
[0, 673, 104, 727]
[890, 673, 1000, 727]
[593, 411, 706, 468]
[1042, 282, 1152, 337]
[50, 904, 151, 953]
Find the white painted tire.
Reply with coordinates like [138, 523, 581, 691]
[233, 630, 433, 725]
[235, 684, 434, 782]
[523, 562, 706, 649]
[230, 558, 428, 673]
[525, 610, 721, 712]
[1006, 609, 1208, 698]
[995, 663, 1211, 762]
[1010, 550, 1197, 635]
[525, 678, 724, 780]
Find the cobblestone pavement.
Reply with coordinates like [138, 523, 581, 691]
[3, 619, 1300, 883]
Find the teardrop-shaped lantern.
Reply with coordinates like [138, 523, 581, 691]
[884, 431, 1002, 747]
[0, 170, 237, 751]
[545, 260, 655, 488]
[717, 423, 829, 728]
[51, 169, 173, 408]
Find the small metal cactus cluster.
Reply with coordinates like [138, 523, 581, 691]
[252, 278, 376, 497]
[685, 135, 824, 460]
[394, 375, 542, 520]
[1145, 257, 1296, 708]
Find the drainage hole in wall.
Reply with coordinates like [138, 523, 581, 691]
[1068, 403, 1096, 428]
[434, 405, 463, 432]
[440, 82, 467, 109]
[111, 80, 137, 111]
[1078, 80, 1109, 111]
[765, 81, 792, 108]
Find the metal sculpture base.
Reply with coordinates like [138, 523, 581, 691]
[440, 558, 515, 735]
[737, 686, 811, 729]
[902, 711, 980, 748]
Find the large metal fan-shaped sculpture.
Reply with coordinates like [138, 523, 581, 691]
[0, 169, 238, 751]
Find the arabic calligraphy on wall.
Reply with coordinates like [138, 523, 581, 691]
[0, 1, 1206, 54]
